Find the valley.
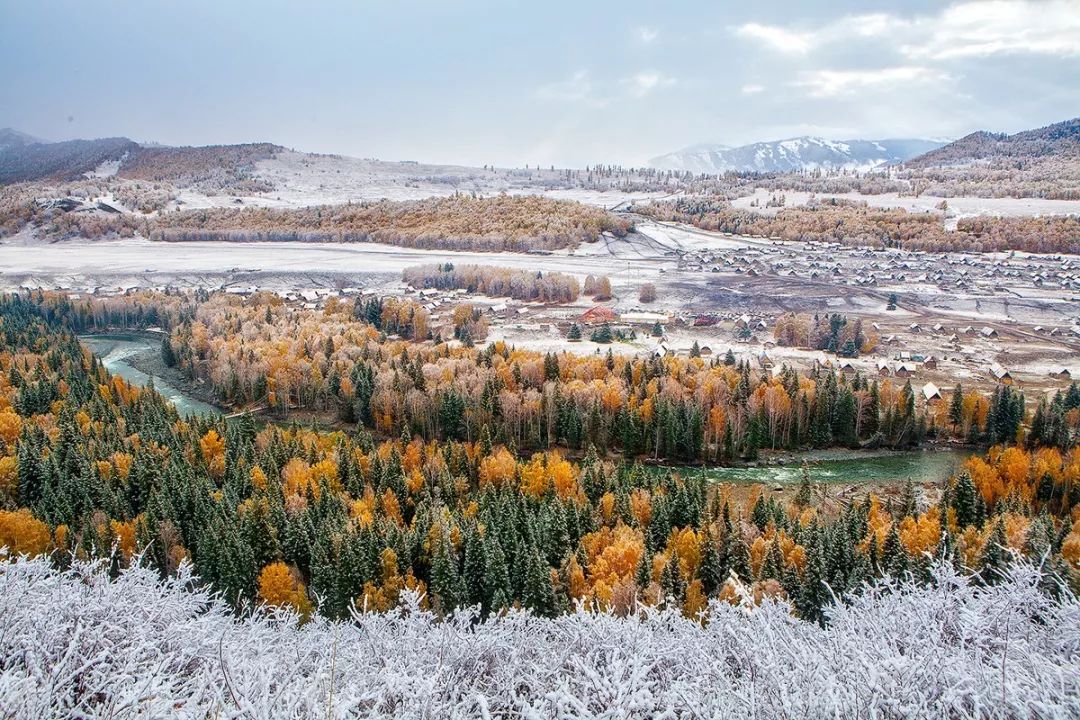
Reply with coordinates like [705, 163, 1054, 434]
[1, 34, 1079, 713]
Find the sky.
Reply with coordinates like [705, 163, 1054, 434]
[1, 0, 1078, 168]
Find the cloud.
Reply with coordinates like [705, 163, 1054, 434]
[794, 66, 951, 98]
[741, 84, 765, 94]
[901, 0, 1080, 60]
[534, 71, 608, 107]
[735, 22, 813, 54]
[635, 26, 658, 44]
[736, 1, 1080, 60]
[622, 71, 676, 98]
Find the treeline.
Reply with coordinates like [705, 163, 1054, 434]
[149, 195, 632, 252]
[402, 263, 580, 303]
[35, 288, 200, 332]
[635, 197, 1080, 254]
[1, 294, 1079, 627]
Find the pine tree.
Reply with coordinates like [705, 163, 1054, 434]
[882, 526, 908, 579]
[698, 535, 723, 596]
[484, 535, 512, 613]
[979, 518, 1010, 585]
[726, 533, 751, 582]
[522, 547, 558, 617]
[899, 478, 918, 517]
[431, 533, 464, 616]
[795, 462, 813, 508]
[660, 555, 684, 605]
[952, 472, 978, 529]
[635, 551, 653, 592]
[462, 527, 488, 612]
[949, 384, 964, 431]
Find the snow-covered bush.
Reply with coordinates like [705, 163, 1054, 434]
[1, 555, 1078, 718]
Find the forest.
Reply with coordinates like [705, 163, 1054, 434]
[0, 189, 631, 251]
[1, 291, 1079, 632]
[635, 197, 1080, 254]
[149, 195, 631, 251]
[402, 263, 581, 303]
[36, 290, 1073, 462]
[139, 292, 1039, 459]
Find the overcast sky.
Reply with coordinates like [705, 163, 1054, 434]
[1, 0, 1077, 167]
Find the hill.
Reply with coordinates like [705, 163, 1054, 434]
[906, 117, 1080, 168]
[0, 136, 140, 183]
[0, 131, 282, 189]
[0, 127, 48, 151]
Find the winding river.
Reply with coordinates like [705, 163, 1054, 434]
[79, 334, 223, 418]
[78, 334, 971, 484]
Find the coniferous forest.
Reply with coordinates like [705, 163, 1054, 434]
[1, 291, 1079, 628]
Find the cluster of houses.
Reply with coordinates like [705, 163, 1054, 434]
[672, 234, 1080, 307]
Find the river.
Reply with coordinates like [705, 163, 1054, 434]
[79, 334, 223, 418]
[665, 448, 970, 486]
[78, 334, 971, 483]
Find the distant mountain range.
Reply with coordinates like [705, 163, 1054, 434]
[649, 137, 945, 174]
[903, 117, 1080, 168]
[4, 117, 1077, 185]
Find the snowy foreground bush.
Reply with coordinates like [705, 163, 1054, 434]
[2, 557, 1079, 719]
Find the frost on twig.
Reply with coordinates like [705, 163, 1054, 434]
[0, 556, 1078, 718]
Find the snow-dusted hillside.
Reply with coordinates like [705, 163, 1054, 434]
[650, 137, 943, 174]
[2, 555, 1078, 718]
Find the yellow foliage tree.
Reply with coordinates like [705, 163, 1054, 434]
[0, 509, 51, 556]
[0, 410, 22, 446]
[199, 429, 225, 478]
[0, 455, 17, 503]
[257, 561, 313, 618]
[478, 447, 517, 488]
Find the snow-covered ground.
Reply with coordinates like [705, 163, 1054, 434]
[172, 150, 671, 211]
[2, 556, 1078, 718]
[0, 234, 665, 291]
[731, 188, 1080, 220]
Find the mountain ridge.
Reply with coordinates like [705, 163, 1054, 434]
[904, 117, 1080, 168]
[649, 136, 944, 174]
[0, 131, 283, 186]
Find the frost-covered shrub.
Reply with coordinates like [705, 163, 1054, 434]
[1, 556, 1079, 718]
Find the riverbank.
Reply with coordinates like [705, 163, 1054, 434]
[659, 447, 969, 485]
[78, 333, 226, 417]
[76, 332, 976, 496]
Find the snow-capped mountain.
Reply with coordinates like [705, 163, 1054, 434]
[649, 137, 944, 174]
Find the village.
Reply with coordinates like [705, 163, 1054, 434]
[5, 211, 1078, 418]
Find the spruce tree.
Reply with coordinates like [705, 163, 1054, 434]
[882, 526, 908, 579]
[795, 462, 813, 508]
[949, 384, 964, 431]
[979, 518, 1010, 585]
[522, 548, 558, 617]
[952, 472, 978, 529]
[699, 535, 723, 596]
